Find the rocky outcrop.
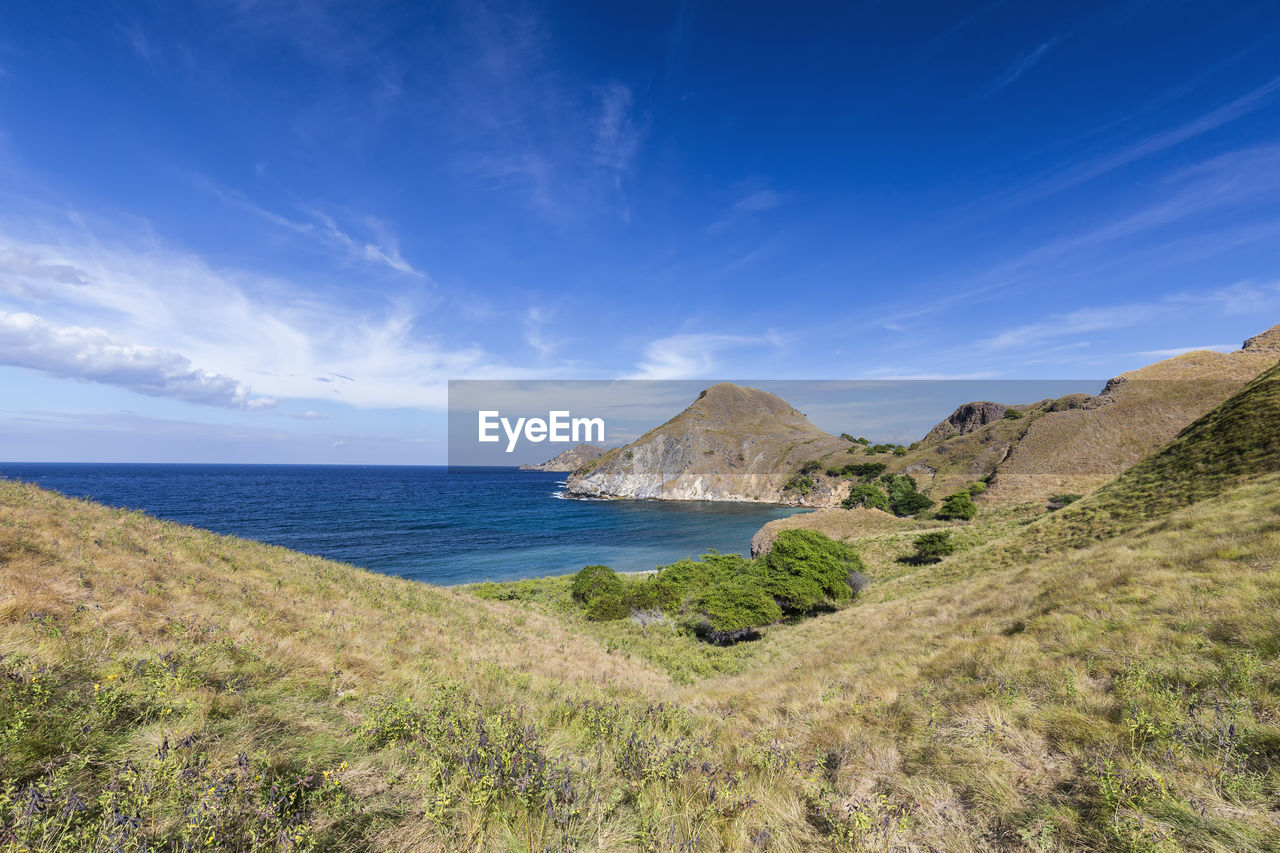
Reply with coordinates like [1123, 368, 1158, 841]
[566, 383, 849, 505]
[519, 444, 605, 472]
[923, 401, 1011, 443]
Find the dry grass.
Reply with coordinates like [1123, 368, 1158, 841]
[3, 363, 1280, 851]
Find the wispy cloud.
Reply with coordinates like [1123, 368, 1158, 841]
[523, 305, 558, 358]
[980, 38, 1059, 98]
[627, 332, 780, 379]
[199, 181, 426, 277]
[1136, 344, 1236, 358]
[1012, 75, 1280, 203]
[984, 304, 1165, 351]
[982, 281, 1280, 353]
[593, 82, 642, 176]
[708, 184, 787, 233]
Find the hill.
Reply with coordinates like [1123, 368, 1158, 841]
[783, 324, 1280, 511]
[566, 382, 849, 504]
[2, 352, 1279, 851]
[517, 443, 605, 472]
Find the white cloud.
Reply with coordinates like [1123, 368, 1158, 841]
[0, 310, 275, 409]
[0, 220, 518, 410]
[628, 332, 778, 379]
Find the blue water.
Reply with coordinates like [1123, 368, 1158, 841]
[0, 464, 809, 585]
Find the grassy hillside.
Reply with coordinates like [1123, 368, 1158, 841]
[2, 365, 1279, 851]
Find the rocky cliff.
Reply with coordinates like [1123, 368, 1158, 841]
[519, 443, 605, 472]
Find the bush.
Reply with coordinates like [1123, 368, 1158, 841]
[968, 480, 988, 494]
[571, 564, 623, 604]
[759, 529, 863, 611]
[911, 531, 956, 563]
[797, 459, 823, 476]
[783, 474, 815, 496]
[882, 474, 933, 516]
[829, 462, 886, 480]
[695, 578, 782, 643]
[1003, 408, 1024, 420]
[1047, 493, 1083, 511]
[842, 482, 890, 511]
[584, 593, 629, 621]
[936, 491, 978, 521]
[892, 446, 908, 456]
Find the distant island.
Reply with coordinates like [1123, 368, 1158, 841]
[518, 442, 605, 472]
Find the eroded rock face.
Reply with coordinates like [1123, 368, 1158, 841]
[519, 444, 605, 472]
[565, 383, 849, 505]
[923, 401, 1009, 443]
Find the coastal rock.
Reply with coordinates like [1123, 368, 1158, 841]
[519, 443, 605, 472]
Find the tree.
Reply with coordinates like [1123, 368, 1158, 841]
[910, 531, 956, 563]
[843, 482, 890, 511]
[936, 491, 978, 521]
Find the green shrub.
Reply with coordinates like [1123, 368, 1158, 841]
[695, 578, 782, 644]
[571, 564, 623, 603]
[968, 480, 988, 494]
[892, 446, 908, 456]
[647, 552, 751, 612]
[783, 474, 815, 495]
[842, 482, 890, 511]
[584, 593, 629, 621]
[759, 529, 863, 611]
[797, 459, 823, 476]
[883, 474, 933, 516]
[936, 491, 978, 521]
[1003, 408, 1024, 420]
[910, 531, 956, 563]
[829, 462, 887, 480]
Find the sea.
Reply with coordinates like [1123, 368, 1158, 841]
[0, 464, 810, 585]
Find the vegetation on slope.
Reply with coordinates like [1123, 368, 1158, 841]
[2, 362, 1278, 851]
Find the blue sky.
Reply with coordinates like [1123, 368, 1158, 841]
[1, 0, 1279, 463]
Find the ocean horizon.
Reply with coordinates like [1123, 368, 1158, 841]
[0, 463, 810, 585]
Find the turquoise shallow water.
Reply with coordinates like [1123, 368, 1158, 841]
[0, 464, 809, 584]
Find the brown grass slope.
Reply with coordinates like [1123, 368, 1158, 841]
[1, 360, 1279, 851]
